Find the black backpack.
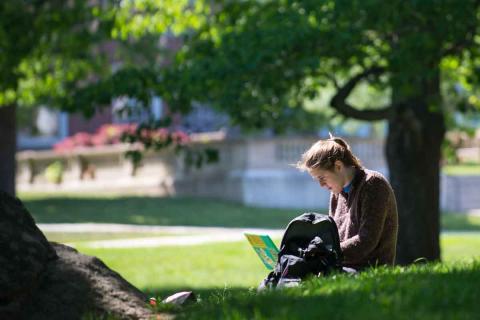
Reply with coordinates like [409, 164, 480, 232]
[259, 212, 343, 290]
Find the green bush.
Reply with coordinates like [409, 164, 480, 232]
[44, 161, 64, 184]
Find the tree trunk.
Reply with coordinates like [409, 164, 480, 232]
[0, 105, 16, 196]
[386, 75, 445, 264]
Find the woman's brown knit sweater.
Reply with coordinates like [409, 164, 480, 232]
[330, 168, 398, 270]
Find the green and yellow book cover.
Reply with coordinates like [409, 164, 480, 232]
[245, 234, 279, 270]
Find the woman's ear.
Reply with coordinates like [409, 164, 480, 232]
[334, 160, 343, 172]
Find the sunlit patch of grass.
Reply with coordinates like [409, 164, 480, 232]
[441, 232, 480, 262]
[442, 163, 480, 175]
[76, 240, 267, 294]
[75, 233, 480, 297]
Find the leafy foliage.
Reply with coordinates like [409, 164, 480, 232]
[0, 1, 114, 107]
[4, 1, 480, 262]
[44, 161, 64, 184]
[160, 0, 480, 120]
[4, 1, 480, 128]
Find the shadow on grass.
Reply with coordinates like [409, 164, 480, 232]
[152, 263, 480, 319]
[442, 213, 480, 231]
[21, 195, 300, 228]
[21, 194, 480, 230]
[143, 287, 254, 319]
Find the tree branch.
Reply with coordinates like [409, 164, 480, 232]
[329, 67, 393, 121]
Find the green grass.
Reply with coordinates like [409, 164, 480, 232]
[74, 233, 480, 319]
[76, 240, 267, 297]
[16, 193, 480, 319]
[177, 262, 480, 319]
[441, 232, 480, 261]
[20, 192, 480, 231]
[20, 193, 297, 228]
[75, 233, 480, 294]
[442, 163, 480, 175]
[442, 214, 480, 231]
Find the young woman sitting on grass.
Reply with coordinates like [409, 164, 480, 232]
[297, 135, 399, 271]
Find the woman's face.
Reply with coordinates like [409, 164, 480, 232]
[309, 162, 346, 194]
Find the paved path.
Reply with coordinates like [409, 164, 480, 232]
[37, 223, 284, 249]
[37, 223, 480, 249]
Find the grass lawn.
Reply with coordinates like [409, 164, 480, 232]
[20, 193, 297, 228]
[20, 193, 480, 231]
[18, 193, 480, 318]
[76, 241, 266, 297]
[442, 163, 480, 175]
[74, 233, 480, 319]
[441, 232, 480, 261]
[442, 214, 480, 231]
[177, 262, 480, 319]
[75, 232, 480, 295]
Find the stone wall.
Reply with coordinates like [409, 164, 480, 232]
[16, 144, 177, 195]
[441, 175, 480, 212]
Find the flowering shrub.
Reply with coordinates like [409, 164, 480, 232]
[53, 122, 216, 170]
[54, 124, 137, 152]
[53, 123, 190, 153]
[95, 124, 135, 145]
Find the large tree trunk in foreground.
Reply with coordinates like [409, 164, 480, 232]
[0, 191, 153, 319]
[386, 77, 445, 264]
[0, 105, 16, 196]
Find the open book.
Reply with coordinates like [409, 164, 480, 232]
[244, 233, 279, 270]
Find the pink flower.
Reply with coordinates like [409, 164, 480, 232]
[91, 134, 109, 146]
[51, 123, 191, 152]
[171, 130, 190, 145]
[152, 128, 169, 142]
[140, 128, 153, 140]
[53, 138, 76, 153]
[72, 132, 93, 147]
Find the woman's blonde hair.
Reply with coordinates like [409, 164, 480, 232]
[296, 134, 362, 171]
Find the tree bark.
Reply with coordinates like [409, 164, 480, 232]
[386, 73, 445, 264]
[0, 105, 16, 196]
[329, 66, 446, 264]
